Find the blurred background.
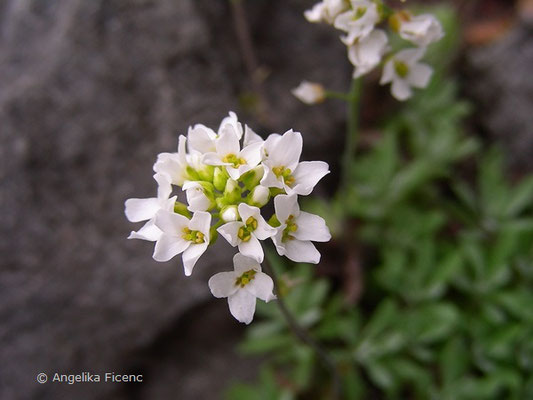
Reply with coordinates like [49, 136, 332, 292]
[1, 0, 532, 399]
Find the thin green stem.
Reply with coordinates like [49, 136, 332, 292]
[263, 255, 342, 399]
[341, 78, 362, 190]
[324, 90, 351, 102]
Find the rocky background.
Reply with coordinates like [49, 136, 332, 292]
[0, 0, 530, 399]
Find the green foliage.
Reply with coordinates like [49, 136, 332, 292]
[227, 5, 533, 400]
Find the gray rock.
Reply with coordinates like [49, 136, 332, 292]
[464, 22, 533, 172]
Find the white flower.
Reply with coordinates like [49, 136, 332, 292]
[125, 173, 176, 241]
[348, 29, 388, 78]
[182, 181, 215, 212]
[380, 48, 433, 101]
[153, 135, 190, 186]
[304, 0, 348, 24]
[202, 128, 263, 180]
[153, 210, 211, 276]
[291, 81, 326, 105]
[208, 253, 275, 324]
[398, 14, 444, 47]
[261, 130, 330, 196]
[272, 194, 331, 264]
[334, 0, 380, 45]
[217, 203, 276, 263]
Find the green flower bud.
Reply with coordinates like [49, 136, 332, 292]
[185, 166, 200, 181]
[220, 205, 239, 222]
[224, 178, 242, 203]
[268, 214, 281, 228]
[197, 164, 215, 182]
[240, 166, 264, 191]
[213, 167, 228, 192]
[173, 201, 192, 218]
[248, 185, 270, 207]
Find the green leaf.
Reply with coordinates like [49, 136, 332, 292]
[405, 303, 459, 343]
[505, 175, 533, 217]
[440, 337, 469, 387]
[239, 333, 292, 355]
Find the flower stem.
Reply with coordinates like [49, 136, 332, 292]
[341, 78, 362, 190]
[263, 255, 342, 399]
[324, 90, 351, 102]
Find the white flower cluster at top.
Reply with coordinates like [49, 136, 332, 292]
[125, 112, 331, 324]
[299, 0, 444, 101]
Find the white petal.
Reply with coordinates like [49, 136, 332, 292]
[284, 239, 321, 264]
[187, 124, 217, 154]
[274, 194, 300, 223]
[333, 10, 352, 32]
[208, 272, 239, 298]
[155, 210, 189, 235]
[395, 48, 425, 65]
[153, 233, 190, 262]
[408, 63, 433, 88]
[269, 130, 302, 171]
[240, 141, 263, 168]
[218, 111, 243, 140]
[154, 151, 188, 186]
[245, 272, 275, 302]
[260, 162, 284, 189]
[128, 219, 162, 242]
[293, 212, 331, 242]
[237, 203, 259, 223]
[185, 186, 211, 212]
[228, 290, 257, 324]
[289, 161, 330, 196]
[233, 253, 261, 274]
[182, 242, 208, 276]
[400, 14, 443, 46]
[391, 79, 412, 101]
[380, 59, 395, 85]
[238, 235, 264, 263]
[217, 222, 243, 247]
[291, 81, 325, 104]
[348, 29, 388, 78]
[202, 152, 225, 166]
[154, 173, 172, 202]
[243, 125, 263, 147]
[263, 134, 282, 158]
[216, 127, 240, 157]
[304, 3, 325, 23]
[254, 216, 277, 240]
[226, 165, 245, 180]
[189, 211, 212, 238]
[125, 198, 160, 222]
[271, 228, 288, 257]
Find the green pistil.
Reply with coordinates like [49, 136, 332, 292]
[182, 227, 206, 244]
[237, 216, 258, 242]
[222, 153, 246, 168]
[272, 166, 295, 187]
[235, 269, 257, 288]
[352, 6, 367, 20]
[394, 61, 409, 78]
[282, 215, 298, 242]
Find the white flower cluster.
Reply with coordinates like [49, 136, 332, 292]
[125, 112, 331, 324]
[300, 0, 444, 101]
